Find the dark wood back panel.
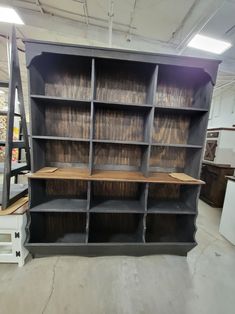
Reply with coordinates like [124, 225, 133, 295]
[94, 143, 143, 170]
[45, 140, 89, 167]
[89, 213, 144, 242]
[146, 214, 195, 242]
[94, 107, 146, 142]
[149, 146, 186, 172]
[92, 181, 141, 200]
[95, 59, 155, 104]
[152, 112, 190, 144]
[44, 104, 91, 138]
[30, 212, 87, 243]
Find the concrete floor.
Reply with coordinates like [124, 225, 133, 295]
[0, 200, 235, 314]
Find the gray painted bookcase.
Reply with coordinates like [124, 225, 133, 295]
[24, 40, 220, 256]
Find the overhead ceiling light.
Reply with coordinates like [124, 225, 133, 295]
[188, 34, 232, 54]
[0, 7, 24, 25]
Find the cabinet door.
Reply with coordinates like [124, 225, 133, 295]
[204, 140, 217, 161]
[200, 165, 217, 201]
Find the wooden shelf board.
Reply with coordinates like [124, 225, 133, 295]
[32, 135, 89, 142]
[148, 200, 195, 214]
[0, 184, 28, 205]
[155, 105, 208, 114]
[0, 196, 28, 215]
[31, 94, 91, 104]
[90, 199, 144, 213]
[151, 143, 202, 149]
[94, 99, 152, 108]
[28, 168, 204, 184]
[30, 199, 87, 212]
[93, 139, 148, 146]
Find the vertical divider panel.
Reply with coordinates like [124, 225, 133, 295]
[89, 58, 96, 175]
[142, 183, 149, 242]
[87, 181, 92, 210]
[86, 181, 92, 243]
[85, 212, 90, 243]
[186, 81, 214, 178]
[140, 182, 148, 211]
[141, 65, 159, 176]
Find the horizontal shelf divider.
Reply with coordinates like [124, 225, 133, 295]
[147, 209, 196, 214]
[147, 200, 196, 214]
[28, 168, 204, 185]
[90, 199, 145, 213]
[31, 94, 92, 104]
[94, 99, 152, 108]
[154, 105, 208, 114]
[93, 139, 149, 145]
[30, 199, 88, 213]
[32, 135, 90, 142]
[151, 143, 203, 149]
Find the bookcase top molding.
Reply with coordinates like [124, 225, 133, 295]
[24, 39, 221, 85]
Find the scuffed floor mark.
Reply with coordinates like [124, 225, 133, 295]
[191, 239, 217, 278]
[42, 257, 59, 314]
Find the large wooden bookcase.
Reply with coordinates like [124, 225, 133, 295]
[25, 40, 220, 256]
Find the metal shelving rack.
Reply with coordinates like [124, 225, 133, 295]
[0, 27, 30, 210]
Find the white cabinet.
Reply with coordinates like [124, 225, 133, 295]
[204, 128, 235, 167]
[219, 178, 235, 245]
[0, 213, 28, 266]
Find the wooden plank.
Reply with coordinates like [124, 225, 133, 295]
[0, 197, 28, 215]
[28, 167, 204, 184]
[38, 167, 58, 173]
[169, 173, 199, 182]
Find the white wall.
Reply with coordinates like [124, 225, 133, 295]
[208, 85, 235, 128]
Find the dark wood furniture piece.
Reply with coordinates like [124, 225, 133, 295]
[24, 40, 219, 256]
[200, 162, 235, 207]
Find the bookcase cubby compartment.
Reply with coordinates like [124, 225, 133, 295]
[94, 104, 151, 143]
[145, 214, 195, 242]
[29, 179, 88, 212]
[31, 97, 91, 139]
[95, 59, 156, 104]
[90, 181, 146, 212]
[149, 145, 202, 176]
[156, 65, 211, 109]
[32, 139, 90, 170]
[88, 213, 144, 242]
[30, 53, 92, 100]
[29, 212, 87, 243]
[147, 184, 199, 213]
[93, 143, 148, 171]
[152, 111, 207, 146]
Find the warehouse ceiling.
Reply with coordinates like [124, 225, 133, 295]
[0, 0, 235, 113]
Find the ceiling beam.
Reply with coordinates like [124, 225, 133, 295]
[8, 0, 135, 31]
[167, 0, 226, 54]
[126, 0, 137, 41]
[169, 0, 200, 42]
[35, 0, 45, 15]
[108, 0, 114, 47]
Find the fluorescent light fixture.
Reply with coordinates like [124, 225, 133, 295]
[0, 7, 24, 25]
[0, 90, 5, 94]
[188, 34, 232, 54]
